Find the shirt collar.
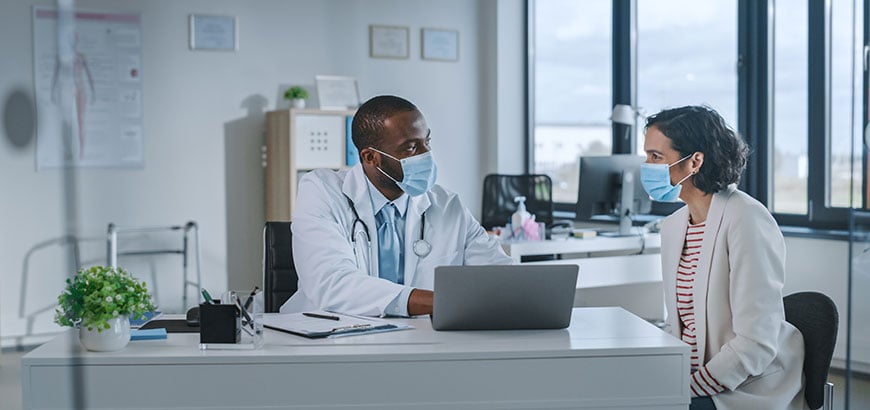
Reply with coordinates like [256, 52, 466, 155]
[366, 177, 409, 218]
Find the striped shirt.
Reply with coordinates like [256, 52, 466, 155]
[678, 222, 727, 397]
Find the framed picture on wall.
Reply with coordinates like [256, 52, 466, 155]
[315, 75, 360, 110]
[369, 25, 409, 59]
[189, 14, 237, 51]
[421, 28, 459, 61]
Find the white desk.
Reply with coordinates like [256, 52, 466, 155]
[501, 233, 661, 263]
[504, 236, 664, 320]
[22, 307, 690, 410]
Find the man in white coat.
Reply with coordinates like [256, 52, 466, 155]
[280, 95, 513, 317]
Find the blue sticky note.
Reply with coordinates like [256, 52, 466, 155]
[131, 328, 167, 340]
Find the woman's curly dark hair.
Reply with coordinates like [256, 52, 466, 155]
[645, 105, 749, 194]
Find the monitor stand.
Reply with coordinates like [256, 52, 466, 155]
[599, 170, 636, 237]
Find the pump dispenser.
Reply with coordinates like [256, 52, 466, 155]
[511, 196, 531, 238]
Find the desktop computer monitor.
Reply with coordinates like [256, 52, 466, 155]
[575, 155, 686, 235]
[575, 154, 650, 223]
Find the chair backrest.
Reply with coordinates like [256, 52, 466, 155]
[481, 174, 553, 230]
[263, 222, 298, 313]
[783, 291, 838, 410]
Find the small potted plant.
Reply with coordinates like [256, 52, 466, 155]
[55, 266, 156, 352]
[284, 86, 309, 109]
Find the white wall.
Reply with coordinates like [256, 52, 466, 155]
[1, 0, 514, 346]
[783, 237, 852, 367]
[479, 0, 527, 176]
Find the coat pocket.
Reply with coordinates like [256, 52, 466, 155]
[736, 361, 785, 390]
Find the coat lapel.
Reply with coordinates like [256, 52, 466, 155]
[662, 207, 690, 334]
[342, 164, 380, 277]
[693, 184, 736, 363]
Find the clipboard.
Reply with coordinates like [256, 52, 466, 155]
[262, 311, 412, 338]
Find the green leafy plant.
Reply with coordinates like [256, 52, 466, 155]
[283, 86, 309, 100]
[55, 266, 156, 332]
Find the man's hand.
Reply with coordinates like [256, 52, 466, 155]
[407, 288, 433, 316]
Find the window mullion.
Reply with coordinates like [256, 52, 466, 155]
[738, 0, 773, 205]
[612, 0, 635, 154]
[808, 0, 835, 225]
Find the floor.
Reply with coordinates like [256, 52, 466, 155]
[0, 347, 32, 410]
[2, 346, 869, 410]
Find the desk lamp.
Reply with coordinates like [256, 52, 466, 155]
[610, 104, 639, 144]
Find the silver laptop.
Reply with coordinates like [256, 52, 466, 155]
[432, 264, 578, 331]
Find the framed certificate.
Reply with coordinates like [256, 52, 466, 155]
[421, 28, 459, 61]
[189, 14, 237, 51]
[315, 75, 360, 110]
[369, 25, 409, 59]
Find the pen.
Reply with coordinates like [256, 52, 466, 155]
[236, 299, 254, 329]
[243, 286, 259, 311]
[201, 288, 215, 304]
[303, 312, 340, 321]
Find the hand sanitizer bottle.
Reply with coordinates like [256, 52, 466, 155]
[511, 196, 531, 239]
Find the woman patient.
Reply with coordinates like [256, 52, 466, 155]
[642, 106, 806, 409]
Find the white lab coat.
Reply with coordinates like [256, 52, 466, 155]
[280, 164, 513, 316]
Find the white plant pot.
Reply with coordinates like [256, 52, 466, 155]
[291, 98, 306, 109]
[79, 315, 131, 352]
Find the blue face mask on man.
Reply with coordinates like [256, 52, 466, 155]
[640, 154, 694, 202]
[370, 147, 438, 196]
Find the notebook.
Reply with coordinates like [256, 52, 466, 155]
[432, 264, 578, 331]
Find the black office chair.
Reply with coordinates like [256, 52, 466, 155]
[481, 174, 554, 230]
[263, 222, 298, 313]
[783, 291, 838, 410]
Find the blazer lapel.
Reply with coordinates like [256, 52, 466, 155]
[693, 184, 736, 363]
[662, 206, 690, 334]
[342, 164, 380, 277]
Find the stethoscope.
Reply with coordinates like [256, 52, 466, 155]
[344, 195, 432, 260]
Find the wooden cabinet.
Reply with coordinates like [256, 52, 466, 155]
[265, 108, 356, 221]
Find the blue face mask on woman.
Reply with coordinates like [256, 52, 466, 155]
[640, 154, 694, 202]
[370, 147, 438, 196]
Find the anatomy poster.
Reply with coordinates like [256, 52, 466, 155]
[33, 8, 143, 169]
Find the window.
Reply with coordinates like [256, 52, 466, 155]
[771, 0, 809, 214]
[527, 0, 867, 230]
[531, 0, 611, 204]
[768, 0, 865, 226]
[830, 0, 864, 208]
[636, 0, 738, 154]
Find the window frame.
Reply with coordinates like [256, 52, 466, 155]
[527, 0, 868, 232]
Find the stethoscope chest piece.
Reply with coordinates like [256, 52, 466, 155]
[413, 239, 432, 257]
[345, 193, 431, 260]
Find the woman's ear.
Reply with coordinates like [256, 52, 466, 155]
[690, 152, 705, 174]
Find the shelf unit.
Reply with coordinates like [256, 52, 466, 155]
[265, 108, 356, 221]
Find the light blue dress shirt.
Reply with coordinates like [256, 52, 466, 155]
[366, 178, 413, 316]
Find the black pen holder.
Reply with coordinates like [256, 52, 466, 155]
[199, 303, 241, 344]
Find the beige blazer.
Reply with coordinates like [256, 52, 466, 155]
[660, 185, 807, 409]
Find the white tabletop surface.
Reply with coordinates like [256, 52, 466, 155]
[501, 234, 661, 260]
[22, 307, 691, 410]
[24, 307, 685, 365]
